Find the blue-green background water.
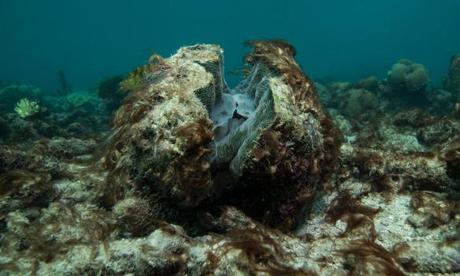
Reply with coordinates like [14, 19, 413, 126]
[1, 0, 460, 91]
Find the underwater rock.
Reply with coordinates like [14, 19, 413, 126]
[378, 124, 426, 153]
[0, 137, 98, 204]
[296, 141, 460, 273]
[102, 41, 341, 229]
[30, 137, 97, 161]
[337, 88, 380, 120]
[35, 203, 419, 275]
[427, 89, 456, 114]
[417, 119, 459, 146]
[1, 201, 114, 272]
[34, 208, 319, 275]
[386, 59, 430, 99]
[390, 109, 460, 148]
[440, 137, 460, 187]
[408, 191, 455, 229]
[356, 76, 380, 92]
[112, 197, 158, 237]
[332, 114, 355, 143]
[342, 145, 453, 193]
[392, 108, 434, 128]
[444, 53, 460, 96]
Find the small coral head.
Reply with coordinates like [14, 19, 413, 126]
[14, 98, 40, 119]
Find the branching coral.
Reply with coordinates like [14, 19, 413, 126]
[14, 98, 40, 119]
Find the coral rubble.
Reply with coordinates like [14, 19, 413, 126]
[0, 42, 459, 275]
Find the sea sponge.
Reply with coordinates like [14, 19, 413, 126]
[387, 59, 430, 95]
[102, 41, 341, 230]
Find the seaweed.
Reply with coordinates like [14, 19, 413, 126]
[165, 118, 213, 207]
[325, 193, 380, 238]
[0, 170, 52, 211]
[120, 54, 170, 93]
[410, 191, 456, 228]
[325, 193, 380, 223]
[245, 39, 341, 186]
[341, 240, 406, 275]
[220, 228, 316, 275]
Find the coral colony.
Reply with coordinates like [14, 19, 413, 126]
[0, 41, 459, 275]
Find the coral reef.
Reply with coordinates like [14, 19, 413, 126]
[0, 41, 459, 275]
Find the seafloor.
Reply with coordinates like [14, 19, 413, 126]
[0, 41, 459, 275]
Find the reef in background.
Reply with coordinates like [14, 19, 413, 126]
[0, 41, 459, 275]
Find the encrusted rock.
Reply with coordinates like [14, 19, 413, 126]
[340, 145, 452, 193]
